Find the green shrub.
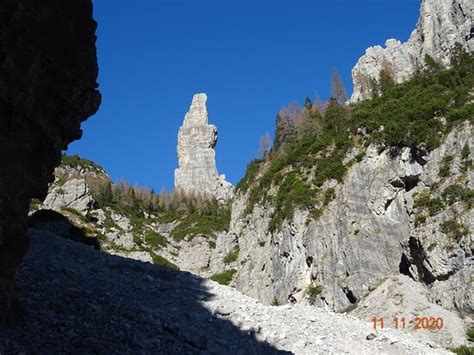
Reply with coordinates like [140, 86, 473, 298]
[133, 234, 143, 246]
[171, 208, 231, 241]
[271, 297, 280, 306]
[467, 327, 474, 342]
[460, 144, 472, 172]
[210, 269, 237, 285]
[427, 243, 437, 252]
[441, 219, 469, 241]
[323, 188, 336, 206]
[104, 216, 121, 231]
[461, 144, 471, 161]
[451, 346, 474, 355]
[144, 230, 167, 249]
[61, 154, 104, 171]
[307, 284, 323, 305]
[414, 213, 427, 226]
[236, 52, 474, 232]
[442, 185, 474, 208]
[151, 253, 179, 270]
[353, 52, 473, 150]
[223, 248, 240, 264]
[440, 155, 454, 177]
[236, 159, 264, 192]
[61, 207, 87, 220]
[414, 193, 444, 216]
[29, 199, 43, 213]
[269, 171, 320, 232]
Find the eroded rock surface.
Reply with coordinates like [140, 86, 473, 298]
[0, 0, 100, 320]
[352, 0, 474, 101]
[174, 94, 234, 201]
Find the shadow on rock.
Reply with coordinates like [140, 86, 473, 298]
[29, 210, 101, 251]
[0, 229, 288, 354]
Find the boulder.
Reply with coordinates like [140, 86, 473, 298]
[42, 179, 96, 216]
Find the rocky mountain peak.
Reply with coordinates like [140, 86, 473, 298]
[351, 0, 473, 102]
[174, 94, 234, 201]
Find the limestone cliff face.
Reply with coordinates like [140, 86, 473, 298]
[222, 122, 472, 346]
[352, 0, 473, 102]
[0, 0, 100, 320]
[174, 94, 234, 201]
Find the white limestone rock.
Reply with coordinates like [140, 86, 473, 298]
[103, 209, 135, 249]
[42, 178, 95, 216]
[352, 0, 474, 101]
[351, 275, 470, 348]
[174, 93, 234, 201]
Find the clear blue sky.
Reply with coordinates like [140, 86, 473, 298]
[68, 0, 420, 192]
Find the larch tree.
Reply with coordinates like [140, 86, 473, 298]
[258, 132, 273, 158]
[331, 68, 348, 105]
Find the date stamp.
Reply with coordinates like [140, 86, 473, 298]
[372, 317, 444, 331]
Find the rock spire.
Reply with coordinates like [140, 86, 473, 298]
[174, 94, 233, 201]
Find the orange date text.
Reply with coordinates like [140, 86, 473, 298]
[371, 317, 444, 330]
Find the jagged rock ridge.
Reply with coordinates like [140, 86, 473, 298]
[174, 93, 234, 201]
[352, 0, 474, 101]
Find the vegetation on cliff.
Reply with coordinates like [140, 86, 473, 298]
[35, 154, 232, 269]
[238, 50, 473, 232]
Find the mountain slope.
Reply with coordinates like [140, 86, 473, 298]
[219, 52, 474, 348]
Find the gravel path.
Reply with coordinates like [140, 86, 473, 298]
[0, 229, 449, 354]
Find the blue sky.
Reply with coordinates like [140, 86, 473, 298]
[68, 0, 420, 191]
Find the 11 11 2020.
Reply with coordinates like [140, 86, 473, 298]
[371, 316, 444, 330]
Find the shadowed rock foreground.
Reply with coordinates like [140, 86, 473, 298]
[0, 230, 449, 354]
[0, 0, 100, 320]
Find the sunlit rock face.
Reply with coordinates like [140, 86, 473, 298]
[174, 94, 234, 201]
[351, 0, 474, 102]
[0, 0, 100, 321]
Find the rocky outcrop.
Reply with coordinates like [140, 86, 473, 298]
[224, 121, 472, 345]
[174, 94, 234, 201]
[42, 179, 96, 216]
[352, 0, 474, 101]
[0, 0, 100, 321]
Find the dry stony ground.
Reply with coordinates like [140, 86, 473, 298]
[0, 230, 450, 354]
